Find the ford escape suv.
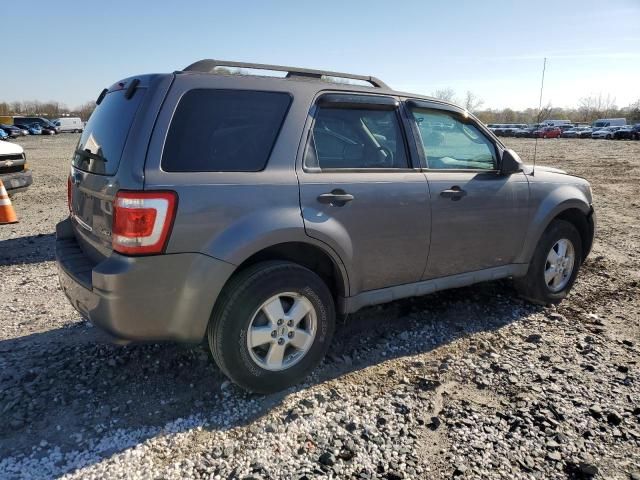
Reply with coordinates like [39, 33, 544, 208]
[56, 60, 595, 393]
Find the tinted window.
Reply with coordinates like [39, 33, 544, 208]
[162, 89, 291, 172]
[72, 89, 146, 175]
[304, 106, 408, 169]
[411, 108, 496, 170]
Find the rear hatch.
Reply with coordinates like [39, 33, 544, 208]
[69, 74, 172, 264]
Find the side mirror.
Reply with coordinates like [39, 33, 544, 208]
[500, 148, 523, 175]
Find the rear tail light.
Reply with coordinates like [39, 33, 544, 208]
[112, 191, 178, 255]
[67, 175, 72, 213]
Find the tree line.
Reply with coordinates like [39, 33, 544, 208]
[2, 91, 639, 125]
[0, 100, 96, 121]
[431, 90, 640, 125]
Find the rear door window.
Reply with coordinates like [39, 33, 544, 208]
[303, 106, 409, 170]
[73, 89, 146, 175]
[162, 89, 291, 172]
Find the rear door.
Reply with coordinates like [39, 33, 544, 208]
[406, 100, 530, 279]
[297, 93, 431, 295]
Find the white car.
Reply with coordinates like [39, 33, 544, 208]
[591, 126, 622, 139]
[0, 140, 32, 193]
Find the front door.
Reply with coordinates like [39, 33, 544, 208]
[297, 94, 431, 295]
[407, 102, 530, 279]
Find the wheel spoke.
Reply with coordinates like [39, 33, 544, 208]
[557, 240, 568, 258]
[249, 326, 273, 348]
[551, 271, 563, 288]
[547, 248, 560, 263]
[289, 329, 312, 350]
[544, 268, 556, 285]
[262, 297, 285, 327]
[265, 342, 286, 369]
[287, 297, 312, 326]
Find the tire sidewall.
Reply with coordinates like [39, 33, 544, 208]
[211, 263, 335, 393]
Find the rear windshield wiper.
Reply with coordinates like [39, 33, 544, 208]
[75, 148, 107, 163]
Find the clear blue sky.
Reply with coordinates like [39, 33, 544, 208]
[2, 0, 638, 110]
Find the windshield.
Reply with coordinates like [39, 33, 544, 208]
[72, 88, 145, 175]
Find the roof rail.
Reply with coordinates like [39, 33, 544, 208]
[182, 59, 389, 89]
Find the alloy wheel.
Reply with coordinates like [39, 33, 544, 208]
[544, 239, 575, 293]
[246, 292, 317, 371]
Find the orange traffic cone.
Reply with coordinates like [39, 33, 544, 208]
[0, 179, 18, 224]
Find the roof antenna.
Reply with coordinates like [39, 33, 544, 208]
[532, 57, 547, 176]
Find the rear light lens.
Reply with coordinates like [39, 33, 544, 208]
[112, 191, 178, 255]
[67, 175, 72, 213]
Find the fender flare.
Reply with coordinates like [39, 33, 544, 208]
[516, 185, 592, 265]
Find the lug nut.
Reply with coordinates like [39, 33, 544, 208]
[288, 331, 294, 338]
[271, 330, 277, 338]
[277, 319, 283, 326]
[278, 338, 285, 345]
[287, 320, 293, 327]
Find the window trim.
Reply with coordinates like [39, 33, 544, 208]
[405, 99, 504, 173]
[160, 88, 293, 173]
[302, 93, 417, 173]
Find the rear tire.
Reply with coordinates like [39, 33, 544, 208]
[208, 261, 335, 393]
[514, 220, 582, 305]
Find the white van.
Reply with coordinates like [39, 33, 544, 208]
[591, 118, 626, 129]
[53, 117, 84, 133]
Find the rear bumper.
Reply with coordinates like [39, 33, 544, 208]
[1, 169, 32, 193]
[55, 218, 236, 343]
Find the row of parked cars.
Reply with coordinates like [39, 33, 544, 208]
[488, 122, 640, 140]
[0, 116, 84, 139]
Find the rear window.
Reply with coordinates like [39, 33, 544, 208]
[161, 89, 291, 172]
[73, 89, 145, 175]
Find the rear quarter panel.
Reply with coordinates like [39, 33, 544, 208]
[144, 74, 324, 265]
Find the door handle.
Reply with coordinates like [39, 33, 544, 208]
[317, 190, 354, 206]
[440, 186, 467, 200]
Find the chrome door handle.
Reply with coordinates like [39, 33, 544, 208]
[440, 186, 467, 200]
[317, 190, 354, 206]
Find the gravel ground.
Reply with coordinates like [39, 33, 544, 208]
[0, 134, 639, 479]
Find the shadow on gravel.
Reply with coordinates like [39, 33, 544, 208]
[0, 233, 55, 266]
[0, 280, 535, 476]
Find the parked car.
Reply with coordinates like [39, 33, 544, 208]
[53, 117, 84, 133]
[14, 123, 41, 135]
[534, 126, 562, 138]
[56, 60, 595, 393]
[613, 124, 640, 140]
[26, 123, 42, 135]
[591, 126, 623, 139]
[514, 126, 538, 138]
[13, 116, 59, 133]
[561, 126, 590, 138]
[40, 124, 57, 135]
[0, 140, 32, 193]
[0, 124, 23, 138]
[577, 128, 593, 138]
[0, 128, 8, 140]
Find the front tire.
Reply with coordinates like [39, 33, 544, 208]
[515, 220, 582, 305]
[208, 261, 335, 393]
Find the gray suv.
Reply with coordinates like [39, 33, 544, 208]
[56, 60, 595, 393]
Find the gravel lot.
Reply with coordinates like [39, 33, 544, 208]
[1, 134, 639, 479]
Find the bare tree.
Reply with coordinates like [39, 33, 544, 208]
[431, 87, 456, 102]
[462, 91, 484, 112]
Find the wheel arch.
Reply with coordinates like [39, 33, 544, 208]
[517, 187, 594, 266]
[220, 240, 350, 303]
